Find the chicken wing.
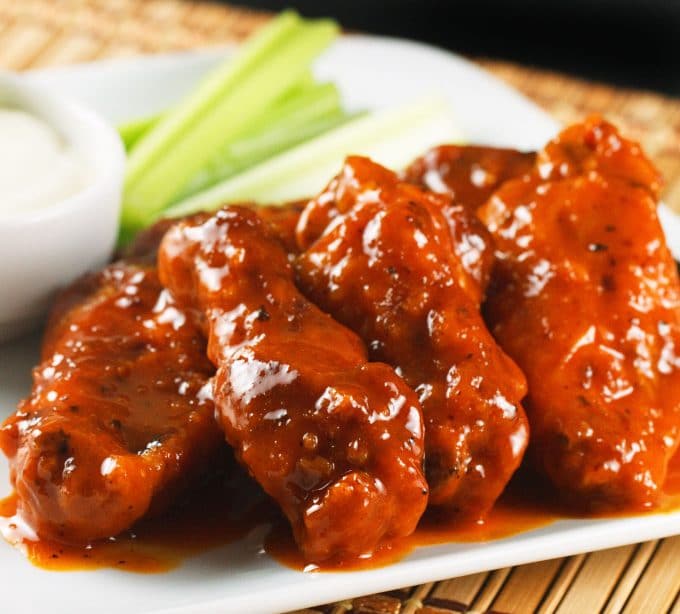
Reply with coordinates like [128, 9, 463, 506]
[158, 205, 428, 562]
[295, 157, 529, 518]
[403, 144, 536, 212]
[479, 117, 680, 509]
[0, 263, 222, 543]
[256, 201, 307, 254]
[123, 201, 306, 264]
[297, 157, 494, 302]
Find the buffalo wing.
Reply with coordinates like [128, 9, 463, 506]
[479, 117, 680, 509]
[403, 144, 536, 212]
[295, 157, 529, 518]
[158, 205, 428, 562]
[0, 264, 221, 543]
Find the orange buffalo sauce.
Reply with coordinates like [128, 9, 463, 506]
[665, 452, 680, 501]
[2, 451, 679, 574]
[266, 478, 561, 572]
[0, 466, 275, 574]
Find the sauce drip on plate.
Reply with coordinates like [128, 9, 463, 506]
[2, 451, 679, 574]
[0, 461, 273, 573]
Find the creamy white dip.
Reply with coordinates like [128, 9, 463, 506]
[0, 108, 86, 215]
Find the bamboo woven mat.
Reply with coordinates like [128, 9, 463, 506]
[1, 1, 679, 613]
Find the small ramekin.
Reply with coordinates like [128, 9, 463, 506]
[0, 72, 125, 343]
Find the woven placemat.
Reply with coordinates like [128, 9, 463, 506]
[1, 1, 679, 613]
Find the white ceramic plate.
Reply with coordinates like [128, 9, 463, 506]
[1, 35, 679, 614]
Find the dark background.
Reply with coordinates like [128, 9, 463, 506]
[230, 0, 680, 96]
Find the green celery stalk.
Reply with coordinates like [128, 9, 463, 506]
[284, 70, 316, 95]
[119, 70, 314, 154]
[122, 16, 338, 233]
[165, 96, 462, 218]
[118, 112, 162, 151]
[124, 10, 301, 189]
[172, 81, 346, 201]
[232, 109, 353, 161]
[174, 110, 351, 202]
[234, 80, 341, 147]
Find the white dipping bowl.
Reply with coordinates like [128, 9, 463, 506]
[0, 72, 125, 343]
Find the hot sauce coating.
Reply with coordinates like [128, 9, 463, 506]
[295, 157, 529, 518]
[256, 201, 307, 254]
[157, 206, 428, 563]
[403, 144, 536, 212]
[123, 201, 306, 264]
[297, 157, 494, 302]
[403, 145, 536, 293]
[479, 117, 680, 510]
[0, 264, 221, 543]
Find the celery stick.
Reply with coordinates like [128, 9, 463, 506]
[118, 112, 161, 151]
[118, 70, 314, 152]
[122, 18, 338, 231]
[173, 82, 345, 200]
[124, 11, 301, 189]
[165, 96, 462, 218]
[174, 110, 351, 202]
[285, 70, 316, 96]
[238, 80, 341, 144]
[232, 109, 353, 161]
[209, 79, 341, 164]
[119, 72, 313, 155]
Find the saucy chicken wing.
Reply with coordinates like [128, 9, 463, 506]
[124, 201, 306, 264]
[0, 263, 221, 543]
[295, 157, 529, 518]
[256, 201, 307, 254]
[158, 205, 428, 562]
[403, 144, 536, 212]
[479, 117, 680, 509]
[297, 156, 494, 302]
